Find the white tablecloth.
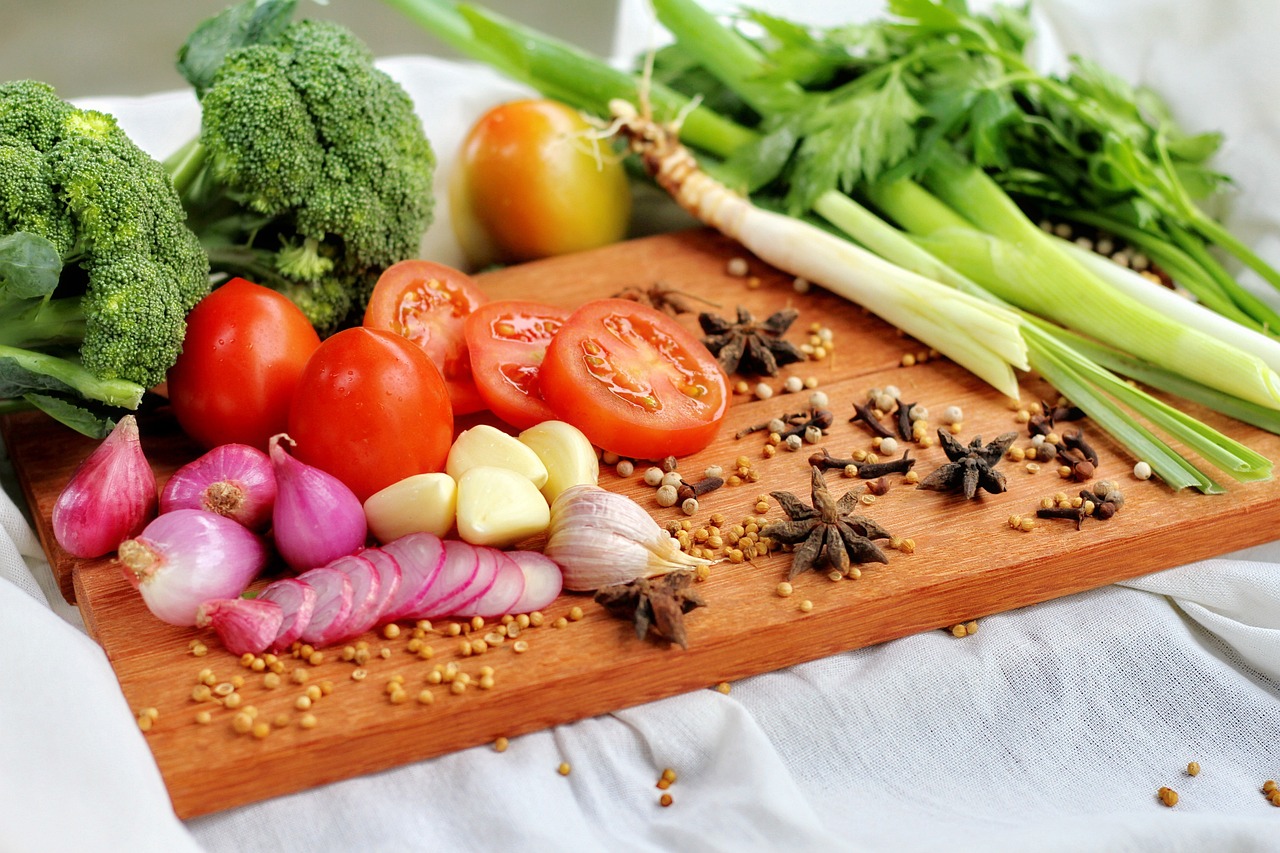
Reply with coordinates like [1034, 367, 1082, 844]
[3, 2, 1280, 851]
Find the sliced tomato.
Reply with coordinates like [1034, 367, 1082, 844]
[364, 260, 488, 415]
[539, 298, 729, 459]
[464, 300, 569, 430]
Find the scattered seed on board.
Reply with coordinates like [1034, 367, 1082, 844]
[494, 736, 509, 752]
[1134, 460, 1153, 480]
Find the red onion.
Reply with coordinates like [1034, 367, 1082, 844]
[325, 554, 382, 639]
[196, 597, 283, 656]
[376, 533, 444, 623]
[52, 415, 157, 559]
[454, 549, 527, 619]
[505, 551, 563, 613]
[160, 443, 276, 531]
[269, 434, 367, 572]
[359, 547, 402, 628]
[118, 509, 269, 626]
[295, 566, 354, 646]
[256, 577, 318, 652]
[418, 540, 497, 621]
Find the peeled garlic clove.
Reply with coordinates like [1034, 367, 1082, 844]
[455, 466, 551, 548]
[363, 472, 457, 543]
[544, 485, 710, 591]
[53, 415, 157, 559]
[447, 424, 549, 489]
[518, 420, 599, 503]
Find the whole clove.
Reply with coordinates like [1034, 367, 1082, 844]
[808, 448, 916, 479]
[849, 401, 896, 439]
[895, 401, 918, 442]
[676, 476, 724, 505]
[1061, 429, 1099, 466]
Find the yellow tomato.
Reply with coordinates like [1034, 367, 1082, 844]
[449, 99, 631, 267]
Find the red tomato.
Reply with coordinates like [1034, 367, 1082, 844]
[166, 278, 321, 451]
[539, 299, 729, 459]
[464, 300, 569, 430]
[287, 327, 453, 502]
[450, 98, 631, 267]
[364, 260, 488, 415]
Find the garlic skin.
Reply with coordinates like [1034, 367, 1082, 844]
[544, 485, 710, 591]
[53, 415, 157, 559]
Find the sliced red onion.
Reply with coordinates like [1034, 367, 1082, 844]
[160, 443, 276, 531]
[505, 551, 564, 614]
[418, 540, 497, 621]
[196, 597, 283, 656]
[256, 577, 318, 652]
[118, 509, 269, 627]
[358, 547, 402, 628]
[325, 553, 382, 639]
[269, 434, 367, 572]
[295, 566, 354, 647]
[454, 549, 527, 619]
[377, 533, 445, 623]
[53, 414, 157, 559]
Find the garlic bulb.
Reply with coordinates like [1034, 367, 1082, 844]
[544, 485, 711, 591]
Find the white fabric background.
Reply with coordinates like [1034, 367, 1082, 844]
[3, 2, 1280, 851]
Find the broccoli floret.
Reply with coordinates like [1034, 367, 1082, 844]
[0, 80, 211, 436]
[167, 0, 436, 332]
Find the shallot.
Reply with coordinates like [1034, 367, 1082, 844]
[196, 597, 283, 656]
[269, 433, 367, 571]
[52, 415, 157, 559]
[160, 443, 276, 531]
[256, 577, 317, 652]
[118, 509, 269, 626]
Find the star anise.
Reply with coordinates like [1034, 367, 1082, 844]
[699, 305, 806, 376]
[917, 430, 1018, 499]
[594, 570, 706, 649]
[761, 466, 894, 579]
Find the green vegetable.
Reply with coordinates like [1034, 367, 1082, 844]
[386, 0, 1279, 490]
[0, 80, 211, 436]
[166, 0, 436, 332]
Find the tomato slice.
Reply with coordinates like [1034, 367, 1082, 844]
[539, 298, 729, 459]
[364, 260, 488, 415]
[464, 299, 569, 430]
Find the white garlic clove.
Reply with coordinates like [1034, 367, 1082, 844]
[363, 472, 457, 543]
[447, 424, 549, 489]
[518, 420, 600, 503]
[455, 466, 551, 548]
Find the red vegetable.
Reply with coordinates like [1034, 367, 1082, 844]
[167, 278, 321, 451]
[539, 298, 730, 459]
[364, 260, 488, 415]
[464, 299, 569, 430]
[288, 327, 454, 503]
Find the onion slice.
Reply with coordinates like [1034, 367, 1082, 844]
[359, 547, 402, 629]
[506, 551, 564, 614]
[412, 540, 483, 620]
[454, 549, 527, 619]
[196, 597, 283, 656]
[295, 566, 354, 647]
[256, 577, 318, 652]
[378, 533, 445, 623]
[326, 553, 382, 639]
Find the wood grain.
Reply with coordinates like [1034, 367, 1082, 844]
[7, 228, 1280, 819]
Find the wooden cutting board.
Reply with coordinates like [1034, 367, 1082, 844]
[6, 228, 1280, 819]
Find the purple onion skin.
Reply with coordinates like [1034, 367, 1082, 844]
[119, 509, 269, 627]
[160, 443, 276, 531]
[53, 415, 157, 559]
[269, 435, 368, 572]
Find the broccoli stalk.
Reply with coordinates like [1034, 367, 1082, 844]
[0, 82, 211, 436]
[164, 0, 437, 333]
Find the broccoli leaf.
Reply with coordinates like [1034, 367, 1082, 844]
[0, 232, 61, 299]
[178, 0, 299, 93]
[20, 392, 114, 438]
